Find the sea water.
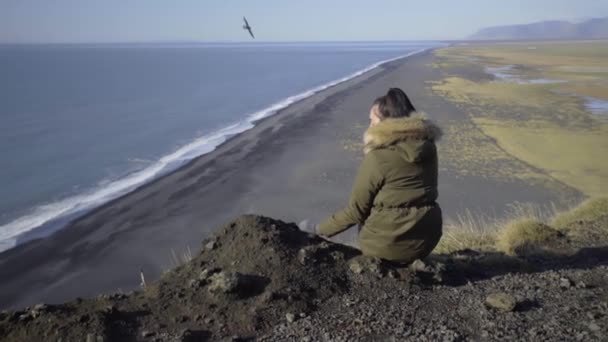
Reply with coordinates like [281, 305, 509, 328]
[0, 41, 440, 251]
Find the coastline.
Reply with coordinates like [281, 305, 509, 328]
[0, 47, 433, 253]
[0, 50, 430, 308]
[0, 47, 578, 309]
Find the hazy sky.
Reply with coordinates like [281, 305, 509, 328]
[2, 0, 608, 43]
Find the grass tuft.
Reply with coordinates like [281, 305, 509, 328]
[552, 197, 608, 230]
[495, 219, 560, 256]
[434, 210, 497, 254]
[434, 229, 496, 255]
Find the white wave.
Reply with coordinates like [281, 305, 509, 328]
[0, 47, 432, 253]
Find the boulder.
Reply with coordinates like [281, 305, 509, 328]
[208, 271, 242, 294]
[485, 292, 517, 312]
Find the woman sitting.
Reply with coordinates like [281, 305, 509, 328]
[317, 88, 443, 264]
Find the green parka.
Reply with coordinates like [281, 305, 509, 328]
[318, 113, 443, 263]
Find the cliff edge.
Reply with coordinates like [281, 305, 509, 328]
[1, 212, 607, 341]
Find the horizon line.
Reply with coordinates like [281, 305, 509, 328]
[0, 39, 453, 45]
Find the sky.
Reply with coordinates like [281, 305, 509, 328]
[1, 0, 608, 43]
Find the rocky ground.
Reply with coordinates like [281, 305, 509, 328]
[1, 215, 607, 341]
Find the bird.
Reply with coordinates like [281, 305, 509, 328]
[242, 17, 255, 39]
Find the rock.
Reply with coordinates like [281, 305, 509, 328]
[208, 271, 242, 293]
[109, 293, 127, 300]
[33, 303, 48, 311]
[178, 329, 192, 342]
[330, 251, 345, 261]
[298, 246, 316, 265]
[174, 315, 189, 323]
[560, 277, 573, 289]
[104, 305, 118, 315]
[409, 259, 430, 272]
[349, 257, 385, 277]
[349, 260, 364, 274]
[188, 278, 202, 288]
[485, 293, 517, 312]
[141, 330, 155, 338]
[18, 313, 31, 322]
[297, 242, 336, 265]
[588, 323, 601, 332]
[199, 269, 211, 281]
[367, 260, 383, 278]
[85, 334, 96, 342]
[285, 313, 296, 323]
[409, 259, 445, 282]
[205, 240, 217, 250]
[29, 304, 47, 318]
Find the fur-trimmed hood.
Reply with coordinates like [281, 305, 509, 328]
[363, 112, 442, 154]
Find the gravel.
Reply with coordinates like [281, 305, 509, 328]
[1, 214, 607, 341]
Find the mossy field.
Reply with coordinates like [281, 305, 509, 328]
[432, 41, 608, 198]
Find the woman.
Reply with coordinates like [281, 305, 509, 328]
[317, 88, 443, 264]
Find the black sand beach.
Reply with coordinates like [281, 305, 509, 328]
[0, 49, 579, 309]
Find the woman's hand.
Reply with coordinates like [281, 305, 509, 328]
[297, 219, 319, 235]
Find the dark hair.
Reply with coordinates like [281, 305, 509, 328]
[373, 88, 416, 119]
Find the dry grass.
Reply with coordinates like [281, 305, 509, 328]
[552, 197, 608, 230]
[441, 41, 608, 71]
[473, 118, 608, 197]
[436, 119, 551, 183]
[434, 203, 549, 255]
[434, 210, 497, 254]
[432, 42, 608, 197]
[170, 246, 194, 268]
[434, 198, 606, 255]
[495, 219, 560, 256]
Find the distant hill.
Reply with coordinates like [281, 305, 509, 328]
[469, 17, 608, 40]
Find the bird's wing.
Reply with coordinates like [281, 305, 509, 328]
[243, 17, 249, 26]
[248, 28, 255, 39]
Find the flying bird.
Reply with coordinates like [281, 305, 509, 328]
[242, 17, 255, 39]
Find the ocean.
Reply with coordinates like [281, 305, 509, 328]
[0, 41, 440, 252]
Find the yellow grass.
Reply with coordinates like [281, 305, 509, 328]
[495, 219, 559, 256]
[434, 210, 497, 254]
[558, 83, 608, 99]
[440, 41, 608, 70]
[430, 42, 608, 254]
[434, 198, 606, 255]
[552, 197, 608, 230]
[474, 118, 608, 197]
[432, 76, 595, 126]
[436, 120, 549, 182]
[432, 42, 608, 197]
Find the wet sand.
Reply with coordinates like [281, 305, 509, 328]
[0, 50, 578, 309]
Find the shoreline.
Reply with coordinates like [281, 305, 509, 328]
[0, 47, 433, 254]
[0, 50, 433, 308]
[0, 46, 576, 309]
